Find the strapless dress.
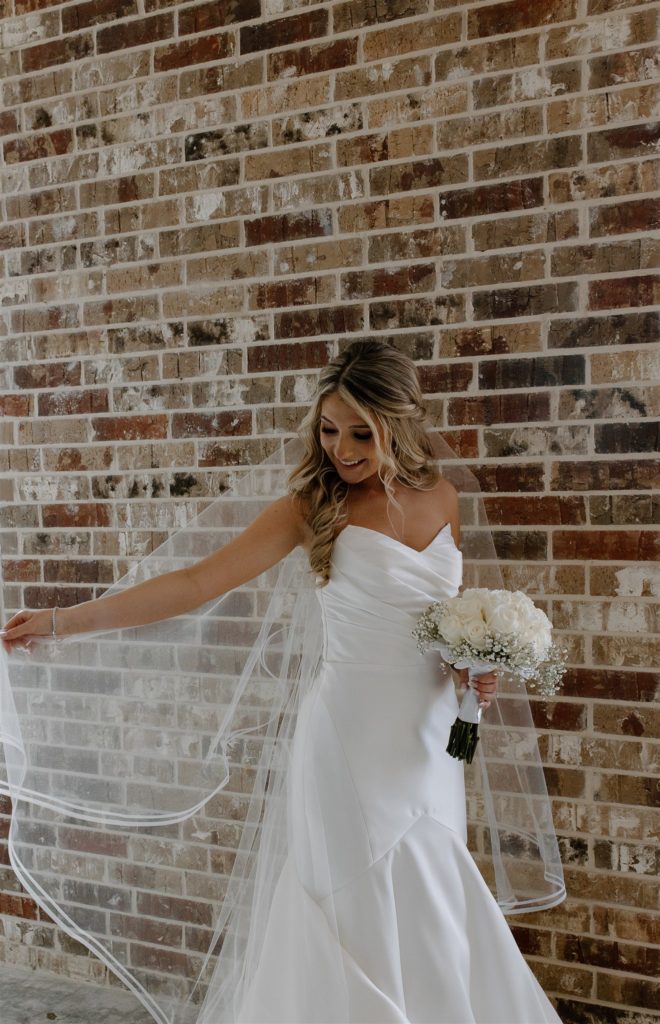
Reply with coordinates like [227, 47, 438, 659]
[232, 523, 561, 1023]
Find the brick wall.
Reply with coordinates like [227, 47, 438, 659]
[0, 0, 658, 1020]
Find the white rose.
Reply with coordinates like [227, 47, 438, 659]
[458, 596, 487, 625]
[487, 603, 521, 635]
[518, 625, 550, 660]
[465, 618, 488, 647]
[438, 613, 464, 645]
[477, 590, 500, 619]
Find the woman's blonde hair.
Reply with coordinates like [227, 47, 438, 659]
[288, 340, 440, 585]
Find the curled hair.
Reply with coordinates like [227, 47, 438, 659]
[288, 340, 440, 585]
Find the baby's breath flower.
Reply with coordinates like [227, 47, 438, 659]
[412, 588, 566, 698]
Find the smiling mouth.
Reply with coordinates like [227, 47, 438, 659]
[337, 458, 365, 467]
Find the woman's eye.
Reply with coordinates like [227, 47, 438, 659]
[320, 428, 371, 442]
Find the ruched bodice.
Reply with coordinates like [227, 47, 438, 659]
[317, 521, 462, 667]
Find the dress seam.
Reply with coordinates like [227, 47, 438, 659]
[319, 692, 375, 865]
[323, 813, 464, 902]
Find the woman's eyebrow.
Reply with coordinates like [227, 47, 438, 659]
[320, 415, 369, 428]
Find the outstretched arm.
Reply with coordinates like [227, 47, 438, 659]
[1, 495, 308, 647]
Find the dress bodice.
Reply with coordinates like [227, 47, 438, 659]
[316, 522, 463, 667]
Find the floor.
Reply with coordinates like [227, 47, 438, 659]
[0, 963, 154, 1024]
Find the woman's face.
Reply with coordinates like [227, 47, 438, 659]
[319, 392, 384, 486]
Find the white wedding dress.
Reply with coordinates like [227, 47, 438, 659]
[229, 523, 562, 1024]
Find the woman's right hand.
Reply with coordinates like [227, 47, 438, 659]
[0, 609, 53, 654]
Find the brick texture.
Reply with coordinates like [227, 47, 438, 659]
[0, 0, 658, 1018]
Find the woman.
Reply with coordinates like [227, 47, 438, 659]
[1, 341, 563, 1023]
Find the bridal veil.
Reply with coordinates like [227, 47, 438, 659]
[0, 432, 565, 1024]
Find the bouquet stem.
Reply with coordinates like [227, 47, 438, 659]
[446, 668, 489, 765]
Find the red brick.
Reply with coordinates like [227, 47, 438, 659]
[44, 559, 113, 584]
[556, 671, 654, 704]
[553, 530, 658, 561]
[484, 496, 586, 526]
[588, 45, 658, 88]
[20, 34, 93, 73]
[274, 305, 363, 339]
[418, 363, 474, 394]
[551, 460, 658, 491]
[341, 263, 435, 300]
[556, 934, 658, 977]
[62, 0, 137, 32]
[595, 421, 659, 453]
[240, 9, 328, 54]
[479, 355, 584, 390]
[38, 390, 109, 417]
[3, 129, 74, 164]
[588, 122, 660, 163]
[249, 277, 334, 310]
[136, 892, 212, 926]
[245, 210, 332, 247]
[371, 155, 468, 196]
[471, 464, 545, 493]
[1, 559, 41, 582]
[447, 393, 550, 425]
[339, 196, 435, 233]
[23, 584, 95, 609]
[155, 33, 234, 73]
[590, 198, 660, 237]
[369, 294, 466, 330]
[0, 893, 40, 919]
[110, 913, 182, 947]
[59, 827, 128, 858]
[440, 178, 543, 220]
[474, 283, 578, 320]
[268, 38, 357, 79]
[548, 312, 657, 349]
[333, 0, 428, 32]
[42, 504, 111, 528]
[96, 13, 173, 54]
[0, 393, 30, 416]
[588, 275, 659, 310]
[171, 411, 251, 439]
[530, 700, 587, 731]
[178, 0, 260, 35]
[469, 0, 577, 38]
[248, 341, 330, 373]
[437, 429, 478, 459]
[92, 415, 168, 441]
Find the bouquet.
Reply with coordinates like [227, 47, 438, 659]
[412, 588, 566, 764]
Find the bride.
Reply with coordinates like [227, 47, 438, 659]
[1, 341, 563, 1023]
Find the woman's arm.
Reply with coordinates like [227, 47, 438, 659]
[2, 495, 308, 645]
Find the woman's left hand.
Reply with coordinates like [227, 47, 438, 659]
[452, 667, 498, 710]
[471, 669, 498, 710]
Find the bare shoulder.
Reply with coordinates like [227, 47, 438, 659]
[286, 492, 314, 550]
[429, 474, 460, 544]
[261, 493, 309, 541]
[432, 474, 459, 511]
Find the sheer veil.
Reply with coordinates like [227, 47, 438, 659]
[0, 431, 565, 1024]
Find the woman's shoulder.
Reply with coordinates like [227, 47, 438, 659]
[431, 473, 459, 504]
[281, 492, 315, 548]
